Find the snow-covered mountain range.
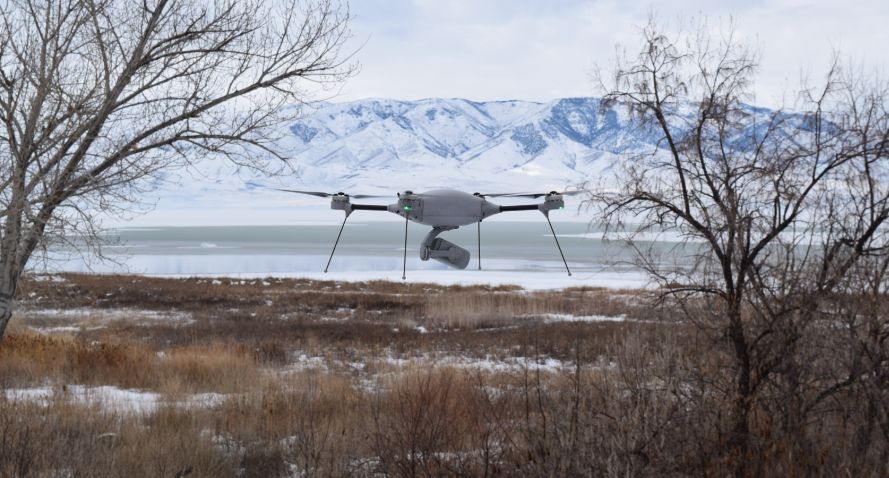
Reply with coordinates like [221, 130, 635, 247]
[275, 97, 656, 190]
[134, 97, 665, 225]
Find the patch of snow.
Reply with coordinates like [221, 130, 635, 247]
[28, 274, 66, 282]
[445, 355, 567, 373]
[3, 385, 226, 414]
[541, 313, 626, 323]
[286, 353, 328, 371]
[29, 325, 107, 334]
[277, 349, 598, 378]
[376, 353, 570, 373]
[19, 307, 193, 323]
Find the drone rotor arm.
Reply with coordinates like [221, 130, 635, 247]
[498, 204, 541, 212]
[350, 204, 389, 211]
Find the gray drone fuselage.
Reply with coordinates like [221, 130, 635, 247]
[393, 189, 502, 226]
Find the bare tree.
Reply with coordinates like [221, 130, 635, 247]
[592, 18, 889, 475]
[0, 0, 354, 336]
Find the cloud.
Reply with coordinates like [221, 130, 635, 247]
[333, 0, 889, 106]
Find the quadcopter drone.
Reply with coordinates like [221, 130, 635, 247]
[277, 188, 584, 279]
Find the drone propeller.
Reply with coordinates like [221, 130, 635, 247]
[274, 188, 388, 199]
[472, 191, 546, 198]
[477, 189, 589, 199]
[473, 192, 513, 198]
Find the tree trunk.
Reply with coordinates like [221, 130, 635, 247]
[0, 289, 12, 338]
[0, 260, 20, 339]
[730, 389, 752, 477]
[727, 305, 753, 477]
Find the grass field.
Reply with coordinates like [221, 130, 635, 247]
[5, 273, 877, 476]
[2, 273, 679, 477]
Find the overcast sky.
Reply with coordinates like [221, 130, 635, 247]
[331, 0, 888, 107]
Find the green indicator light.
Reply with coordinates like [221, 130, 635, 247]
[404, 205, 413, 211]
[560, 205, 564, 209]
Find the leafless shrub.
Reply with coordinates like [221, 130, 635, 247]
[216, 372, 366, 477]
[371, 368, 500, 477]
[371, 369, 456, 476]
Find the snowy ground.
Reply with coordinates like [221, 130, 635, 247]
[4, 385, 224, 414]
[158, 269, 651, 290]
[30, 265, 652, 290]
[19, 307, 195, 333]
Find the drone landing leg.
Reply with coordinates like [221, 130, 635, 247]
[325, 213, 350, 273]
[477, 221, 481, 270]
[402, 214, 409, 280]
[544, 213, 572, 276]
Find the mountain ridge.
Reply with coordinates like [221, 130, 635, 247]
[273, 96, 653, 192]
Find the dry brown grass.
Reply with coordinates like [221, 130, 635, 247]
[370, 367, 511, 476]
[424, 287, 645, 329]
[4, 273, 881, 476]
[11, 273, 656, 367]
[0, 398, 235, 477]
[216, 372, 370, 476]
[0, 332, 265, 393]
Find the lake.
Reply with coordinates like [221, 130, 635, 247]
[43, 222, 697, 289]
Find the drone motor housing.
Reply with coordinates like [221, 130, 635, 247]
[540, 194, 565, 214]
[330, 194, 351, 214]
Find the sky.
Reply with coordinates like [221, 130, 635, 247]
[331, 0, 889, 107]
